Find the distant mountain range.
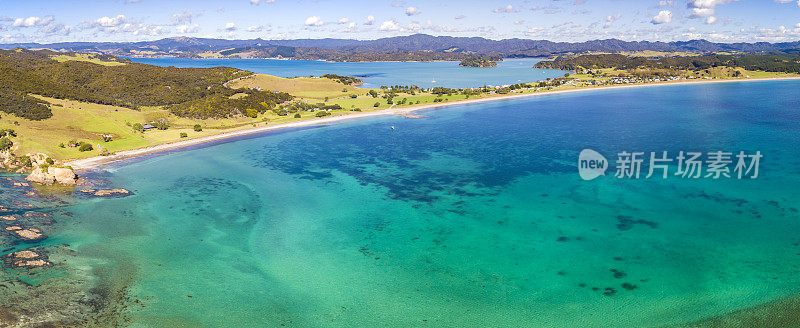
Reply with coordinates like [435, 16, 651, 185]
[2, 34, 800, 60]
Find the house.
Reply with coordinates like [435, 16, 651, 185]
[142, 124, 156, 131]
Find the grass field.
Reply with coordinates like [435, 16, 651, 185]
[229, 74, 368, 99]
[0, 97, 270, 160]
[50, 53, 127, 66]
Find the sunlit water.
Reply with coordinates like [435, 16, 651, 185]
[5, 80, 800, 327]
[129, 58, 567, 88]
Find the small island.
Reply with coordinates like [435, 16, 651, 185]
[459, 57, 499, 68]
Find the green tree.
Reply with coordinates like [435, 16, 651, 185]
[0, 137, 12, 151]
[193, 124, 202, 132]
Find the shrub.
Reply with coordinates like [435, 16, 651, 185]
[0, 137, 12, 151]
[352, 108, 361, 112]
[373, 102, 380, 107]
[154, 119, 169, 130]
[17, 155, 31, 167]
[78, 143, 93, 152]
[0, 129, 16, 137]
[244, 108, 258, 118]
[180, 132, 188, 138]
[193, 124, 202, 132]
[294, 113, 301, 118]
[58, 143, 65, 148]
[315, 111, 331, 117]
[324, 97, 329, 102]
[45, 158, 54, 165]
[350, 94, 358, 99]
[132, 123, 144, 133]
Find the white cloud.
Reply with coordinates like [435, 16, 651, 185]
[364, 15, 375, 25]
[171, 11, 193, 24]
[705, 16, 717, 24]
[651, 10, 673, 24]
[41, 23, 72, 35]
[250, 0, 260, 4]
[687, 0, 732, 18]
[13, 16, 54, 27]
[604, 13, 620, 28]
[493, 5, 519, 13]
[224, 22, 236, 31]
[405, 6, 422, 16]
[689, 8, 714, 17]
[338, 17, 350, 24]
[379, 20, 400, 31]
[525, 27, 546, 37]
[93, 15, 127, 28]
[87, 14, 166, 36]
[176, 24, 199, 33]
[247, 25, 270, 32]
[304, 16, 323, 26]
[455, 15, 465, 19]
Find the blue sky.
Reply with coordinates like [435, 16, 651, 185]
[1, 0, 800, 43]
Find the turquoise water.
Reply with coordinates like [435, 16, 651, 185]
[129, 58, 567, 88]
[6, 80, 800, 327]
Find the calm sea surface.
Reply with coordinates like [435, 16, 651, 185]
[130, 57, 567, 88]
[3, 80, 800, 327]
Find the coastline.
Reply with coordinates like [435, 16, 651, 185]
[66, 76, 800, 170]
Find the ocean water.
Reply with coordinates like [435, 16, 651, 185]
[129, 58, 567, 88]
[4, 80, 800, 327]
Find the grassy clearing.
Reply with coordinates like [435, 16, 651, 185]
[50, 53, 127, 66]
[229, 74, 368, 99]
[0, 97, 266, 160]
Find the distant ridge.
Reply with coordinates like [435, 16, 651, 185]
[3, 34, 799, 59]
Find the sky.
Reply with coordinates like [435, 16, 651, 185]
[1, 0, 800, 44]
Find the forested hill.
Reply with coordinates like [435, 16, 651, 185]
[0, 49, 292, 120]
[4, 34, 800, 60]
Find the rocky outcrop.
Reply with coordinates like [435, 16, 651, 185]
[92, 188, 131, 197]
[26, 166, 78, 186]
[2, 249, 52, 269]
[4, 226, 46, 242]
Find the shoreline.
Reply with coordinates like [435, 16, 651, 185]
[66, 76, 800, 170]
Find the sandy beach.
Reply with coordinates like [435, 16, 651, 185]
[66, 76, 800, 170]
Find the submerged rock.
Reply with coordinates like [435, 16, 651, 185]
[26, 166, 78, 186]
[0, 215, 17, 221]
[93, 188, 131, 197]
[4, 225, 46, 242]
[2, 248, 52, 268]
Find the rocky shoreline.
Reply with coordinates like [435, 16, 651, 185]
[0, 172, 136, 327]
